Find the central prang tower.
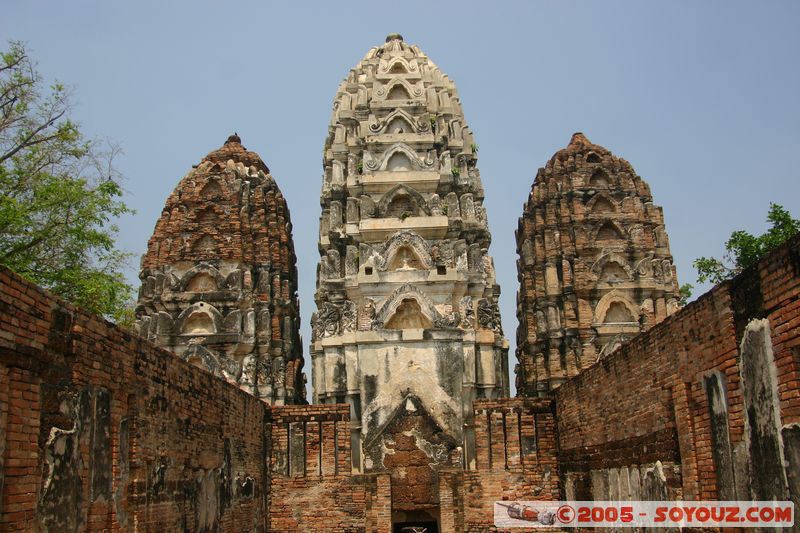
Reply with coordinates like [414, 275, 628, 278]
[311, 34, 508, 499]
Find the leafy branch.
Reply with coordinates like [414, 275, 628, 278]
[694, 203, 799, 285]
[0, 41, 134, 322]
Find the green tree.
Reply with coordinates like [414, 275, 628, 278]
[678, 282, 694, 306]
[0, 41, 134, 321]
[694, 203, 800, 285]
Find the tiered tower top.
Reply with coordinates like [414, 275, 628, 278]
[515, 133, 681, 396]
[312, 35, 508, 494]
[320, 33, 485, 237]
[137, 135, 304, 405]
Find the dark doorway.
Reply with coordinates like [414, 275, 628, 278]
[392, 507, 439, 533]
[393, 522, 438, 533]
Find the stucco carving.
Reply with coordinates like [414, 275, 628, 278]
[376, 231, 433, 271]
[313, 302, 342, 339]
[137, 136, 304, 404]
[477, 298, 502, 333]
[459, 296, 474, 329]
[312, 300, 357, 339]
[313, 34, 509, 474]
[376, 184, 431, 218]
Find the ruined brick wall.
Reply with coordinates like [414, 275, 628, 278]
[439, 399, 561, 533]
[554, 235, 800, 507]
[267, 404, 391, 532]
[0, 266, 272, 531]
[0, 266, 396, 532]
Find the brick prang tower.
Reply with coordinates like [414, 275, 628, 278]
[515, 133, 681, 396]
[136, 135, 305, 405]
[311, 34, 509, 513]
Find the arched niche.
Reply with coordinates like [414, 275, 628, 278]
[586, 152, 601, 163]
[387, 83, 412, 100]
[182, 345, 221, 376]
[201, 179, 223, 198]
[370, 109, 419, 135]
[596, 220, 625, 241]
[177, 302, 223, 335]
[186, 272, 217, 292]
[588, 168, 610, 187]
[386, 115, 414, 134]
[384, 298, 433, 329]
[389, 61, 409, 74]
[378, 231, 434, 271]
[388, 245, 424, 271]
[192, 234, 218, 253]
[386, 194, 414, 217]
[178, 263, 226, 291]
[604, 302, 636, 323]
[593, 293, 639, 325]
[589, 195, 616, 214]
[591, 253, 633, 280]
[376, 144, 426, 171]
[182, 311, 216, 334]
[386, 151, 413, 171]
[196, 207, 217, 224]
[374, 283, 442, 329]
[378, 184, 429, 217]
[599, 262, 629, 282]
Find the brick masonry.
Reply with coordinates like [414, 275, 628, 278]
[439, 398, 561, 532]
[0, 267, 393, 532]
[267, 404, 392, 532]
[515, 133, 681, 396]
[0, 265, 273, 531]
[136, 134, 304, 405]
[0, 262, 563, 532]
[555, 235, 800, 509]
[1, 190, 799, 530]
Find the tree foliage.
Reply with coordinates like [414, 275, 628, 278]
[0, 41, 133, 321]
[694, 203, 800, 285]
[678, 282, 694, 306]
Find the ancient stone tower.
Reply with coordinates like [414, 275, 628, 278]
[515, 133, 681, 396]
[311, 33, 509, 510]
[136, 134, 304, 405]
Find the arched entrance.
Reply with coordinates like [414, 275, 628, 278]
[393, 508, 439, 532]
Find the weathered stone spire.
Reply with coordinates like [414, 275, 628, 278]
[515, 133, 681, 396]
[311, 34, 509, 508]
[136, 135, 305, 405]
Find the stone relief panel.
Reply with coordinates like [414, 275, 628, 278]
[377, 231, 433, 271]
[312, 300, 357, 340]
[477, 298, 502, 333]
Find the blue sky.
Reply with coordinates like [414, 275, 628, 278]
[4, 1, 799, 395]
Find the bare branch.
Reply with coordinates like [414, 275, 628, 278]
[0, 108, 67, 164]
